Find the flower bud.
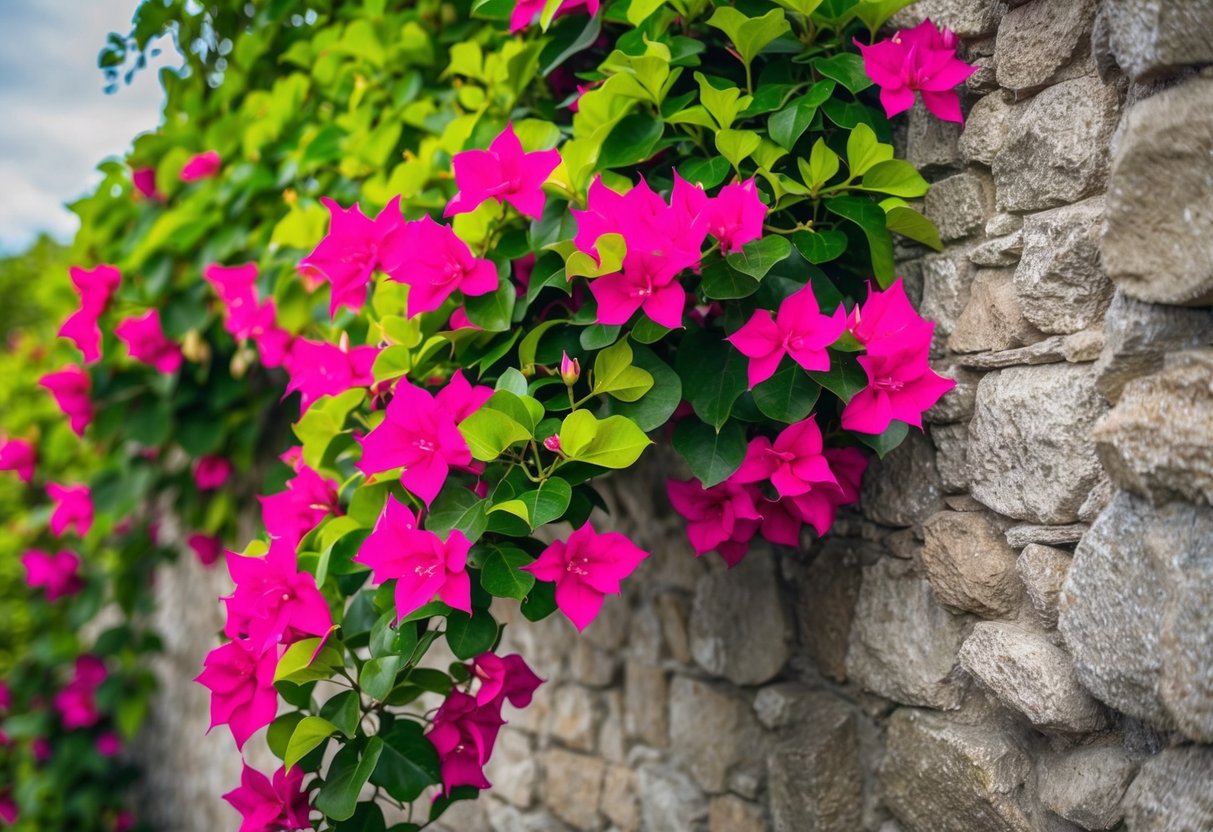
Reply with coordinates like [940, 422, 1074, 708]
[543, 435, 562, 453]
[559, 352, 580, 385]
[180, 329, 211, 364]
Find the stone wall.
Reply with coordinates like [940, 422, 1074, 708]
[135, 1, 1213, 830]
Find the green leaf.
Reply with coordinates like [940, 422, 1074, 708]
[333, 803, 388, 832]
[813, 53, 873, 93]
[521, 579, 559, 621]
[701, 260, 760, 300]
[726, 235, 792, 279]
[559, 410, 653, 468]
[592, 339, 654, 402]
[293, 388, 365, 471]
[825, 196, 895, 286]
[445, 610, 499, 660]
[706, 7, 792, 67]
[284, 716, 337, 771]
[598, 114, 664, 170]
[480, 544, 538, 599]
[857, 160, 930, 198]
[627, 0, 666, 24]
[768, 83, 834, 149]
[517, 477, 573, 528]
[854, 0, 916, 33]
[753, 361, 822, 423]
[602, 345, 682, 431]
[485, 390, 545, 434]
[316, 739, 385, 822]
[672, 419, 747, 488]
[496, 368, 529, 397]
[854, 419, 909, 457]
[464, 276, 515, 332]
[808, 352, 869, 402]
[883, 204, 944, 251]
[792, 229, 848, 264]
[275, 638, 342, 684]
[370, 720, 442, 802]
[320, 690, 361, 738]
[425, 489, 489, 542]
[695, 72, 750, 130]
[677, 329, 750, 429]
[458, 408, 532, 461]
[715, 129, 762, 170]
[772, 0, 822, 16]
[804, 138, 841, 190]
[268, 713, 306, 761]
[845, 123, 893, 177]
[360, 656, 402, 701]
[678, 156, 731, 189]
[370, 609, 418, 659]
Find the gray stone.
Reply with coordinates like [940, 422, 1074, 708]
[931, 423, 969, 494]
[1104, 78, 1213, 305]
[484, 801, 573, 832]
[1038, 746, 1137, 830]
[689, 551, 792, 686]
[636, 764, 707, 832]
[1095, 351, 1213, 506]
[601, 765, 639, 832]
[994, 0, 1097, 92]
[950, 269, 1043, 354]
[970, 231, 1023, 268]
[1093, 291, 1213, 401]
[709, 796, 767, 832]
[958, 622, 1107, 732]
[796, 540, 862, 682]
[921, 250, 975, 344]
[549, 685, 599, 752]
[986, 212, 1023, 237]
[960, 91, 1018, 166]
[1059, 490, 1213, 740]
[888, 0, 1005, 36]
[860, 430, 946, 529]
[767, 693, 861, 832]
[881, 709, 1033, 832]
[1014, 198, 1113, 335]
[569, 640, 619, 688]
[993, 75, 1120, 212]
[925, 172, 993, 242]
[925, 363, 980, 424]
[623, 662, 667, 747]
[1122, 746, 1213, 832]
[846, 557, 970, 709]
[922, 511, 1022, 617]
[1094, 0, 1213, 82]
[754, 682, 819, 730]
[485, 729, 537, 808]
[654, 592, 692, 664]
[669, 676, 764, 793]
[1005, 523, 1088, 548]
[907, 100, 963, 172]
[541, 749, 605, 831]
[968, 363, 1109, 524]
[1016, 544, 1071, 628]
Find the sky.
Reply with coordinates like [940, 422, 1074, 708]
[0, 0, 177, 253]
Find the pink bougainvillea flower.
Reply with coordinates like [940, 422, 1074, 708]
[223, 763, 312, 832]
[469, 652, 544, 708]
[47, 483, 93, 537]
[58, 264, 121, 362]
[727, 283, 847, 387]
[841, 341, 955, 434]
[180, 150, 222, 182]
[195, 638, 279, 750]
[0, 437, 35, 482]
[0, 681, 10, 713]
[730, 416, 838, 499]
[301, 196, 403, 316]
[188, 533, 223, 567]
[131, 167, 163, 201]
[249, 306, 294, 369]
[354, 495, 472, 619]
[203, 262, 259, 323]
[0, 791, 15, 824]
[509, 0, 600, 33]
[194, 455, 233, 490]
[848, 278, 934, 355]
[755, 445, 870, 542]
[426, 690, 506, 793]
[95, 733, 122, 758]
[283, 338, 378, 413]
[523, 523, 648, 632]
[53, 655, 106, 730]
[380, 216, 499, 318]
[855, 19, 977, 123]
[115, 309, 184, 374]
[21, 549, 83, 601]
[824, 446, 868, 504]
[446, 124, 561, 219]
[589, 246, 689, 328]
[259, 464, 340, 549]
[705, 179, 767, 254]
[356, 381, 471, 505]
[40, 366, 93, 436]
[666, 478, 761, 567]
[434, 369, 494, 423]
[31, 738, 51, 763]
[223, 539, 333, 653]
[447, 307, 480, 331]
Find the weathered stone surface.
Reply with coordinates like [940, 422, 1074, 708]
[796, 540, 862, 682]
[1005, 523, 1088, 548]
[931, 423, 969, 494]
[907, 100, 963, 172]
[846, 557, 970, 709]
[485, 729, 537, 808]
[754, 682, 819, 730]
[921, 250, 975, 345]
[689, 551, 792, 686]
[968, 364, 1108, 524]
[922, 511, 1021, 617]
[1094, 351, 1213, 506]
[960, 91, 1018, 166]
[669, 676, 764, 794]
[861, 430, 946, 529]
[958, 622, 1107, 732]
[1094, 0, 1213, 82]
[1059, 490, 1213, 740]
[709, 796, 767, 832]
[881, 709, 1033, 832]
[541, 749, 605, 831]
[888, 0, 1006, 37]
[950, 269, 1043, 354]
[1038, 746, 1137, 830]
[993, 75, 1120, 212]
[549, 685, 599, 752]
[601, 765, 639, 832]
[623, 661, 667, 747]
[569, 640, 619, 688]
[655, 592, 692, 664]
[925, 172, 993, 242]
[994, 0, 1096, 92]
[636, 764, 707, 832]
[1122, 746, 1213, 832]
[1093, 291, 1213, 401]
[1104, 78, 1213, 304]
[925, 363, 980, 424]
[1014, 197, 1112, 334]
[767, 693, 861, 832]
[484, 800, 573, 832]
[970, 231, 1023, 268]
[1016, 544, 1071, 628]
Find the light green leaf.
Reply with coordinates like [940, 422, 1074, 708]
[857, 159, 930, 198]
[716, 129, 762, 170]
[804, 138, 841, 190]
[845, 123, 894, 177]
[592, 339, 654, 402]
[275, 638, 343, 684]
[284, 716, 337, 771]
[707, 7, 793, 67]
[695, 72, 751, 130]
[458, 408, 533, 462]
[559, 410, 653, 468]
[883, 203, 944, 251]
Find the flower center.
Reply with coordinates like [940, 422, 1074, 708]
[415, 438, 436, 453]
[566, 555, 591, 576]
[874, 376, 905, 392]
[414, 563, 439, 578]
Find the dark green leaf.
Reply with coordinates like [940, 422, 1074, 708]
[370, 720, 441, 803]
[701, 260, 760, 300]
[825, 196, 895, 286]
[753, 361, 822, 423]
[807, 352, 868, 403]
[678, 156, 731, 189]
[597, 113, 664, 170]
[480, 544, 537, 599]
[425, 490, 489, 542]
[677, 328, 749, 429]
[320, 690, 361, 738]
[464, 277, 516, 332]
[445, 610, 498, 660]
[726, 235, 792, 279]
[812, 53, 873, 93]
[791, 229, 848, 264]
[316, 739, 385, 822]
[672, 419, 747, 488]
[854, 420, 910, 458]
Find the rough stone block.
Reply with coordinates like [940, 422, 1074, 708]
[1094, 351, 1213, 506]
[1038, 745, 1137, 830]
[669, 676, 764, 794]
[931, 423, 969, 494]
[1122, 746, 1213, 832]
[709, 796, 767, 832]
[925, 172, 992, 242]
[766, 693, 861, 832]
[1094, 0, 1213, 82]
[796, 540, 862, 682]
[994, 0, 1096, 91]
[860, 430, 946, 529]
[992, 75, 1120, 212]
[949, 269, 1043, 354]
[959, 91, 1018, 165]
[921, 250, 975, 344]
[1016, 543, 1071, 628]
[958, 621, 1107, 732]
[549, 685, 599, 752]
[484, 729, 537, 808]
[888, 0, 1006, 37]
[1093, 291, 1213, 402]
[846, 557, 970, 709]
[541, 749, 605, 831]
[925, 363, 980, 424]
[922, 510, 1022, 617]
[881, 709, 1033, 832]
[1014, 197, 1113, 335]
[601, 765, 639, 832]
[907, 100, 963, 172]
[1104, 78, 1213, 304]
[967, 363, 1109, 524]
[623, 662, 667, 747]
[636, 764, 707, 832]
